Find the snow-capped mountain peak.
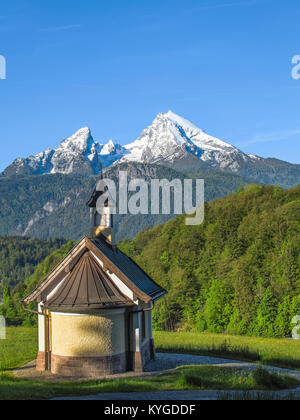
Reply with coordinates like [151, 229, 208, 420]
[165, 110, 202, 133]
[120, 111, 248, 172]
[165, 111, 237, 153]
[3, 128, 127, 176]
[3, 111, 270, 177]
[57, 127, 94, 153]
[100, 139, 117, 155]
[50, 127, 101, 175]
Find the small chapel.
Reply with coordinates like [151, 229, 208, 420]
[22, 176, 167, 377]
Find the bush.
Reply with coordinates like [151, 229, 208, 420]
[253, 366, 288, 390]
[176, 374, 203, 388]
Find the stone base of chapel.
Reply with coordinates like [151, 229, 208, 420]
[36, 339, 156, 377]
[50, 353, 127, 377]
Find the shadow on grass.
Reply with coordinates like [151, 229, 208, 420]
[1, 365, 298, 400]
[156, 339, 300, 370]
[219, 391, 300, 401]
[157, 340, 261, 362]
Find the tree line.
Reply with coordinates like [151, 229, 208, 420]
[119, 184, 300, 338]
[2, 183, 300, 338]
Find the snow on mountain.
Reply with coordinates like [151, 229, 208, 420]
[50, 127, 100, 175]
[6, 149, 55, 176]
[2, 111, 275, 177]
[248, 154, 263, 161]
[120, 111, 254, 173]
[3, 128, 126, 176]
[100, 139, 117, 155]
[99, 140, 127, 167]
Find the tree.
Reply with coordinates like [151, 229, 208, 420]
[205, 280, 233, 333]
[251, 287, 278, 337]
[274, 296, 293, 338]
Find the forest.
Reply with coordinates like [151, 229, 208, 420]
[119, 184, 300, 338]
[0, 241, 74, 326]
[1, 184, 300, 338]
[0, 236, 66, 291]
[0, 165, 249, 241]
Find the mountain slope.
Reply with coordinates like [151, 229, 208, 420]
[120, 111, 300, 188]
[3, 128, 126, 176]
[121, 111, 250, 172]
[119, 184, 300, 337]
[3, 111, 300, 189]
[0, 236, 66, 291]
[0, 163, 250, 241]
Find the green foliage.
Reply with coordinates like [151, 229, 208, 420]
[252, 365, 289, 390]
[0, 174, 91, 238]
[0, 327, 38, 371]
[119, 184, 300, 338]
[3, 286, 11, 304]
[0, 165, 250, 242]
[205, 280, 233, 333]
[1, 328, 298, 400]
[250, 287, 278, 337]
[0, 236, 66, 291]
[154, 331, 300, 369]
[0, 240, 74, 326]
[4, 182, 300, 337]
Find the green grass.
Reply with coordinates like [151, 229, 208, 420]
[154, 331, 300, 370]
[0, 327, 38, 371]
[0, 365, 298, 400]
[1, 328, 300, 400]
[219, 392, 300, 400]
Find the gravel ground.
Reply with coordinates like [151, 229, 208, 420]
[54, 388, 300, 401]
[144, 353, 254, 372]
[144, 353, 300, 379]
[54, 353, 300, 400]
[15, 353, 300, 400]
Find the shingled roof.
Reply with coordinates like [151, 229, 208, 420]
[44, 251, 134, 313]
[89, 238, 166, 300]
[23, 236, 167, 306]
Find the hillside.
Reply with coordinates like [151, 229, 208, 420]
[119, 184, 300, 338]
[0, 237, 66, 291]
[4, 183, 300, 337]
[0, 163, 250, 241]
[0, 241, 74, 325]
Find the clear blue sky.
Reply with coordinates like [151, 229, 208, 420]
[1, 0, 300, 171]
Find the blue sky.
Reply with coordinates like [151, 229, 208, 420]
[1, 0, 300, 171]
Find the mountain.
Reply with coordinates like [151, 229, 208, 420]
[121, 111, 249, 171]
[119, 184, 300, 336]
[3, 183, 300, 334]
[119, 111, 300, 188]
[0, 163, 250, 242]
[3, 111, 300, 189]
[0, 237, 66, 291]
[3, 128, 126, 176]
[1, 111, 300, 242]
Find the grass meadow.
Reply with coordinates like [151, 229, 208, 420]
[0, 327, 38, 371]
[0, 328, 300, 399]
[154, 331, 300, 370]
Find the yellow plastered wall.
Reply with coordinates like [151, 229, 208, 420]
[51, 311, 125, 357]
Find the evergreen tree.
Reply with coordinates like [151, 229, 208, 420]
[205, 280, 233, 333]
